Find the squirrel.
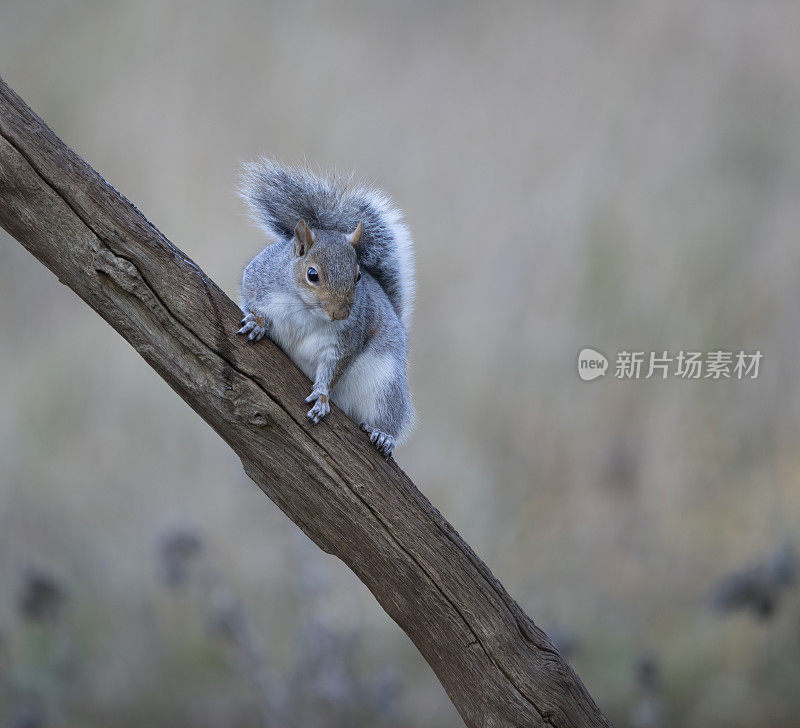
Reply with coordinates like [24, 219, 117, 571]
[236, 160, 416, 457]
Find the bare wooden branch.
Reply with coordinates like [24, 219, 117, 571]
[0, 76, 611, 728]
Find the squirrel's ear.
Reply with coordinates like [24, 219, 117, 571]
[294, 220, 314, 256]
[346, 222, 363, 248]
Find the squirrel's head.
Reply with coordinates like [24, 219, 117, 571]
[291, 220, 362, 322]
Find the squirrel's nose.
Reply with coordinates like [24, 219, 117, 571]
[328, 304, 351, 321]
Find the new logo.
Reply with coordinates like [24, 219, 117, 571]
[577, 348, 608, 381]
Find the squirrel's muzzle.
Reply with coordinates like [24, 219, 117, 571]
[326, 304, 351, 321]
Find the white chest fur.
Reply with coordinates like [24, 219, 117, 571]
[261, 291, 337, 379]
[258, 290, 397, 428]
[331, 349, 396, 425]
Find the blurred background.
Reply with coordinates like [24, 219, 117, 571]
[1, 1, 798, 726]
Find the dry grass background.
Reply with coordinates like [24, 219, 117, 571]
[0, 1, 798, 726]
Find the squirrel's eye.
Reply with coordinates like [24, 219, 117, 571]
[356, 269, 362, 282]
[306, 267, 319, 284]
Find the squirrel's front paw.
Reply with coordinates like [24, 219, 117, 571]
[237, 312, 268, 341]
[305, 391, 330, 425]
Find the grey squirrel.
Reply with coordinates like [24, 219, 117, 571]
[237, 160, 416, 457]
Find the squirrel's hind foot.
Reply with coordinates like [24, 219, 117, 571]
[237, 312, 268, 341]
[360, 423, 396, 458]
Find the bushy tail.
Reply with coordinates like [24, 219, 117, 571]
[239, 159, 415, 331]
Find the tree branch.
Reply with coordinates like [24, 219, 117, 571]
[0, 76, 611, 728]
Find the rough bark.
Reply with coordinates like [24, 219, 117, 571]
[0, 76, 611, 728]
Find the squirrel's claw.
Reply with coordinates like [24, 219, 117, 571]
[306, 395, 330, 425]
[359, 423, 396, 457]
[237, 312, 267, 341]
[306, 391, 330, 424]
